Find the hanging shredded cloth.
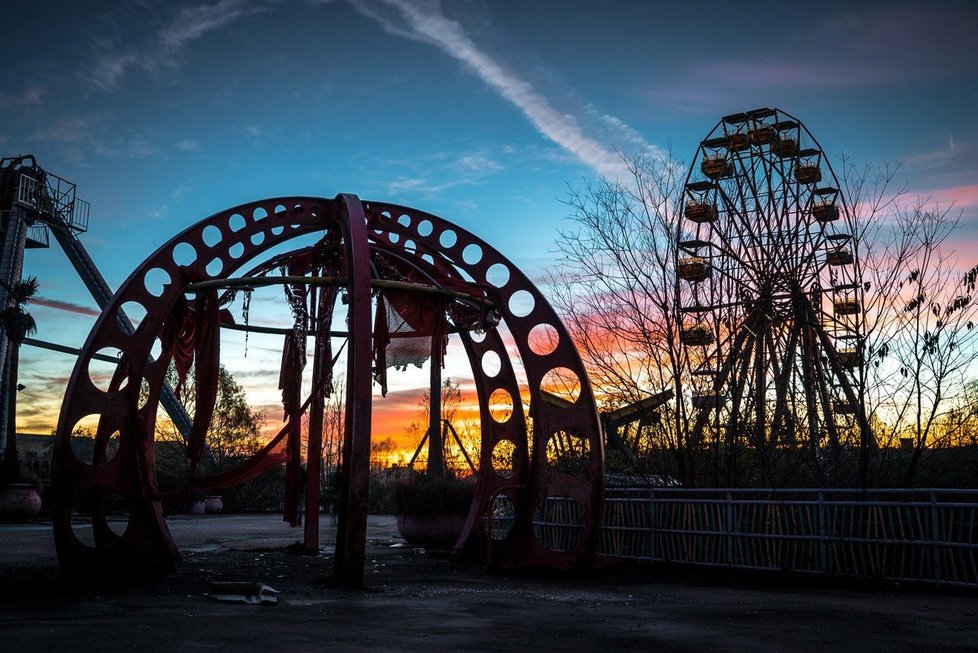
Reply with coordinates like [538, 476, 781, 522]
[160, 288, 221, 475]
[373, 292, 389, 396]
[382, 289, 447, 371]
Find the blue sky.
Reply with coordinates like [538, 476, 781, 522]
[3, 0, 977, 437]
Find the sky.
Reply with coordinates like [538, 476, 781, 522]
[2, 0, 977, 449]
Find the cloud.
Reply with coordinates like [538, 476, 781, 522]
[175, 139, 200, 151]
[28, 114, 159, 160]
[455, 151, 503, 173]
[89, 0, 264, 90]
[346, 0, 654, 179]
[646, 3, 978, 112]
[0, 84, 47, 109]
[382, 148, 506, 197]
[33, 297, 101, 317]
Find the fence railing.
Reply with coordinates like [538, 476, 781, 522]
[533, 488, 978, 588]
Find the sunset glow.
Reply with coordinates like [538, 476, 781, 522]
[2, 0, 976, 462]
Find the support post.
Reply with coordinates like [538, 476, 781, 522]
[332, 195, 374, 587]
[427, 326, 444, 478]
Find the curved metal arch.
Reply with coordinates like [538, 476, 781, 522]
[53, 194, 603, 581]
[363, 201, 604, 569]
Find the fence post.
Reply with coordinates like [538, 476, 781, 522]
[725, 490, 734, 566]
[930, 490, 942, 586]
[817, 491, 827, 574]
[648, 488, 657, 561]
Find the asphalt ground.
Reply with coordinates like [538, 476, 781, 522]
[1, 514, 976, 652]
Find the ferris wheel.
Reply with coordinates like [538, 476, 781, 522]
[675, 108, 870, 476]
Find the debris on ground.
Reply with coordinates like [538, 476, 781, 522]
[205, 581, 280, 605]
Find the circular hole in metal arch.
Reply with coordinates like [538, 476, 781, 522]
[89, 347, 127, 392]
[67, 414, 118, 465]
[533, 495, 585, 552]
[149, 338, 163, 362]
[71, 488, 130, 547]
[489, 388, 514, 424]
[101, 490, 130, 539]
[119, 301, 147, 331]
[403, 239, 417, 252]
[463, 243, 483, 265]
[274, 204, 287, 217]
[271, 225, 285, 236]
[228, 213, 246, 232]
[251, 231, 265, 245]
[417, 220, 433, 237]
[144, 267, 171, 298]
[138, 377, 152, 409]
[389, 232, 400, 244]
[545, 430, 591, 474]
[172, 242, 197, 267]
[491, 439, 517, 480]
[508, 289, 535, 318]
[481, 350, 501, 377]
[397, 214, 411, 228]
[439, 229, 457, 248]
[486, 492, 515, 541]
[253, 207, 268, 221]
[202, 225, 223, 247]
[206, 257, 223, 276]
[486, 263, 510, 287]
[379, 210, 392, 221]
[540, 367, 581, 403]
[469, 330, 486, 344]
[228, 242, 245, 259]
[70, 519, 97, 548]
[422, 253, 434, 265]
[528, 323, 559, 356]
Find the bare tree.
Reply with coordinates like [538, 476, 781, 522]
[550, 149, 702, 482]
[551, 151, 978, 488]
[846, 158, 978, 485]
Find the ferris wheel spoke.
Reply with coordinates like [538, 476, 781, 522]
[810, 327, 845, 452]
[766, 320, 801, 441]
[688, 325, 754, 445]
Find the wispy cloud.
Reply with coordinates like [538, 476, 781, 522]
[646, 3, 978, 112]
[383, 148, 505, 197]
[89, 0, 264, 90]
[346, 0, 654, 179]
[0, 84, 47, 109]
[33, 297, 101, 317]
[175, 139, 200, 152]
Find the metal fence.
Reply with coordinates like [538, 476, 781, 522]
[537, 488, 978, 588]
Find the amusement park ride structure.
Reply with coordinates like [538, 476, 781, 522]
[0, 107, 872, 585]
[675, 108, 872, 484]
[34, 189, 608, 585]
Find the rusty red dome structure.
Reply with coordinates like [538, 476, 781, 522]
[52, 194, 603, 584]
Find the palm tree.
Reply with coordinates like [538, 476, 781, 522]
[1, 275, 38, 480]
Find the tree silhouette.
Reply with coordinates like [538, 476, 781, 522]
[1, 275, 38, 481]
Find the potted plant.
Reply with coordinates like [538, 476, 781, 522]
[0, 466, 42, 521]
[394, 472, 476, 547]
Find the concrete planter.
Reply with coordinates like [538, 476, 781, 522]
[205, 495, 224, 514]
[0, 483, 42, 521]
[396, 513, 468, 547]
